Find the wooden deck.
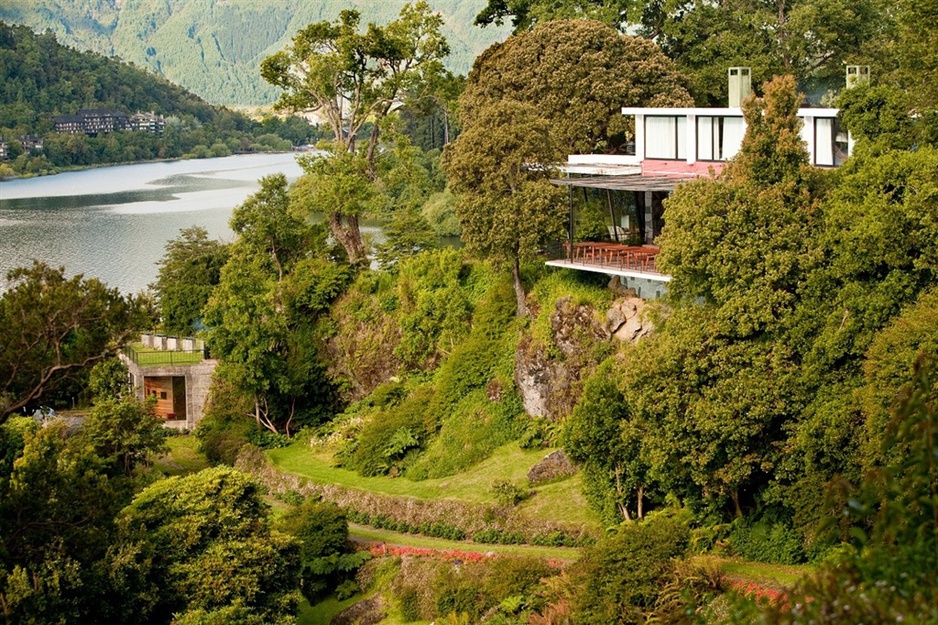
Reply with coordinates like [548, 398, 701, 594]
[545, 242, 670, 282]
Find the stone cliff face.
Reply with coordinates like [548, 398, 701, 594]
[515, 295, 652, 421]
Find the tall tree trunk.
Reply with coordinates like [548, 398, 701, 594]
[329, 211, 367, 265]
[512, 257, 528, 317]
[637, 485, 644, 519]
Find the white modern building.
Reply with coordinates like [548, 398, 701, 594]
[546, 67, 861, 298]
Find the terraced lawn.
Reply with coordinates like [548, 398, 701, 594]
[348, 523, 579, 561]
[152, 434, 211, 476]
[268, 441, 600, 529]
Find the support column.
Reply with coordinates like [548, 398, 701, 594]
[567, 187, 574, 261]
[686, 114, 696, 164]
[644, 191, 654, 244]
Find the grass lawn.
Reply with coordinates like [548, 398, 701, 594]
[127, 343, 204, 366]
[296, 595, 360, 625]
[151, 434, 211, 477]
[349, 523, 580, 561]
[268, 441, 600, 529]
[697, 555, 815, 590]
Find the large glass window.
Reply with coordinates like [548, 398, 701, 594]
[696, 116, 745, 161]
[645, 116, 686, 159]
[811, 117, 849, 166]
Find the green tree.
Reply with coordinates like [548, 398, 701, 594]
[261, 2, 451, 264]
[564, 358, 650, 523]
[475, 0, 887, 106]
[87, 357, 132, 401]
[657, 75, 824, 337]
[204, 174, 348, 435]
[152, 226, 229, 336]
[461, 19, 692, 154]
[79, 397, 167, 477]
[741, 358, 938, 623]
[623, 308, 803, 516]
[475, 0, 632, 31]
[0, 422, 123, 624]
[0, 262, 148, 420]
[618, 78, 822, 516]
[443, 100, 566, 316]
[276, 500, 366, 604]
[109, 467, 300, 624]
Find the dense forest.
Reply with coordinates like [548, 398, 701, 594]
[0, 0, 507, 105]
[1, 1, 938, 623]
[0, 22, 319, 177]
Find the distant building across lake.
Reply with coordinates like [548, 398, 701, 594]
[53, 109, 165, 137]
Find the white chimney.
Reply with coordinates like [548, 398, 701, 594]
[846, 65, 870, 89]
[728, 67, 752, 107]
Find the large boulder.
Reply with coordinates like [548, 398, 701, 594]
[606, 296, 653, 343]
[528, 450, 577, 485]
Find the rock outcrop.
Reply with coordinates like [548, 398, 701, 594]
[528, 450, 577, 485]
[515, 295, 653, 420]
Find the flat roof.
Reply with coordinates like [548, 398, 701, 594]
[550, 175, 687, 192]
[620, 107, 840, 117]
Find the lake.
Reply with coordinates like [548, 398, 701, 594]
[0, 152, 313, 293]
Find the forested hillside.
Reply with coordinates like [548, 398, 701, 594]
[1, 3, 937, 622]
[0, 0, 508, 105]
[0, 23, 316, 175]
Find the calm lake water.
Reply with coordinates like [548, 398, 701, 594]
[0, 153, 309, 294]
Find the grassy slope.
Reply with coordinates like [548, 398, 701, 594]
[268, 440, 600, 529]
[152, 434, 212, 476]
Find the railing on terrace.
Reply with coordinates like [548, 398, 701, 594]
[122, 344, 206, 366]
[546, 240, 662, 275]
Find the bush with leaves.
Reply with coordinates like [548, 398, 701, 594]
[276, 499, 368, 604]
[109, 467, 300, 623]
[570, 512, 691, 625]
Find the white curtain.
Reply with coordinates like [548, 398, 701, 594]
[815, 118, 834, 166]
[721, 117, 745, 160]
[697, 117, 714, 160]
[645, 116, 677, 159]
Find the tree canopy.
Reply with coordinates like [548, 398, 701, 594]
[443, 99, 566, 316]
[261, 2, 451, 264]
[474, 0, 887, 106]
[152, 227, 229, 336]
[0, 262, 149, 420]
[461, 19, 692, 154]
[203, 174, 349, 435]
[109, 467, 300, 624]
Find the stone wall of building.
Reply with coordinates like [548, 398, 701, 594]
[120, 355, 217, 430]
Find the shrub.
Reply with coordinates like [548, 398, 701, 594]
[195, 378, 256, 465]
[275, 500, 364, 603]
[571, 512, 691, 625]
[346, 386, 434, 477]
[491, 479, 529, 507]
[472, 529, 526, 545]
[399, 588, 421, 622]
[728, 520, 806, 565]
[247, 428, 290, 449]
[409, 388, 525, 479]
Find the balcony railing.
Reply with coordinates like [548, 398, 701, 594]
[122, 344, 205, 366]
[547, 241, 662, 275]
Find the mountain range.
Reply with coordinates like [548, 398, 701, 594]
[0, 0, 508, 106]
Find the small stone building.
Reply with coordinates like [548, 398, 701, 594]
[119, 334, 217, 430]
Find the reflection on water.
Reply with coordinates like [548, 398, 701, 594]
[0, 153, 305, 293]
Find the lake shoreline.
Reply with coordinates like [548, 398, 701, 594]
[0, 148, 309, 184]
